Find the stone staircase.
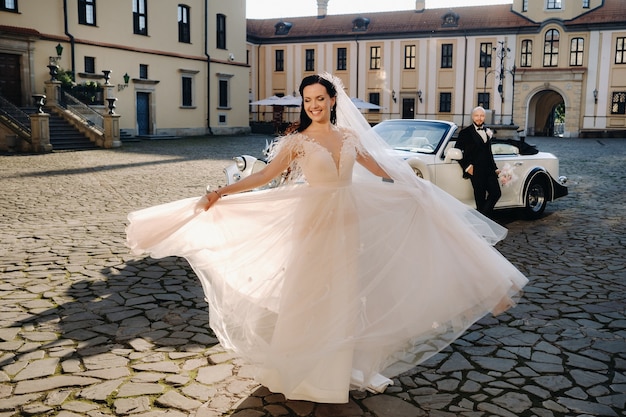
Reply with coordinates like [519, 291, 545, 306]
[48, 111, 99, 151]
[21, 107, 97, 151]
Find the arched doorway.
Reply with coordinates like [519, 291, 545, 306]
[527, 90, 565, 137]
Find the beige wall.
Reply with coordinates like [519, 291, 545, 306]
[0, 0, 250, 137]
[512, 0, 604, 22]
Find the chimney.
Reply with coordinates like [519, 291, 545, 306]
[415, 0, 425, 12]
[317, 0, 329, 19]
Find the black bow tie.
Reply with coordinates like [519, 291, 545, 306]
[476, 126, 484, 131]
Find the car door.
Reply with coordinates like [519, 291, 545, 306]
[491, 143, 527, 208]
[432, 140, 476, 208]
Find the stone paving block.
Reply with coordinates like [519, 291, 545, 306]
[13, 357, 59, 381]
[22, 402, 54, 414]
[557, 397, 619, 417]
[132, 361, 180, 373]
[0, 393, 43, 411]
[61, 400, 100, 412]
[78, 378, 124, 401]
[14, 376, 100, 394]
[196, 363, 235, 385]
[83, 353, 129, 370]
[116, 381, 165, 397]
[156, 390, 203, 411]
[182, 382, 217, 401]
[114, 396, 151, 414]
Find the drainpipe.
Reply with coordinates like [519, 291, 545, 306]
[355, 37, 359, 97]
[204, 0, 213, 135]
[62, 0, 76, 79]
[461, 34, 468, 128]
[257, 43, 261, 119]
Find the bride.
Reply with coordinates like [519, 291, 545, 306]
[126, 73, 528, 404]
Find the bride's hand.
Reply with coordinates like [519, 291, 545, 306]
[202, 191, 221, 211]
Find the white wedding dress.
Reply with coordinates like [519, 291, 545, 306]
[126, 129, 528, 403]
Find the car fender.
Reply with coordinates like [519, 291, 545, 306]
[522, 168, 554, 202]
[405, 157, 432, 181]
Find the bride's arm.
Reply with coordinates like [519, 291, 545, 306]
[356, 152, 391, 180]
[203, 147, 293, 210]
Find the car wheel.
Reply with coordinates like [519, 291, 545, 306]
[524, 176, 548, 219]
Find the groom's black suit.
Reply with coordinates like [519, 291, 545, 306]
[454, 124, 501, 216]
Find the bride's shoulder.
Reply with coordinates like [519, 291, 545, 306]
[273, 132, 307, 146]
[267, 132, 306, 159]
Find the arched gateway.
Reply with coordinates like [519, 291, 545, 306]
[525, 89, 567, 137]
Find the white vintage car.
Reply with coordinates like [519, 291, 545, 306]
[371, 119, 568, 218]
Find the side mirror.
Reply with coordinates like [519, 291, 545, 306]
[444, 148, 463, 163]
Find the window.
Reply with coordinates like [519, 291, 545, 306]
[337, 48, 347, 71]
[218, 78, 229, 108]
[217, 14, 226, 49]
[570, 38, 584, 66]
[404, 45, 416, 69]
[368, 92, 380, 112]
[139, 64, 148, 79]
[182, 76, 193, 107]
[616, 37, 626, 64]
[275, 49, 284, 72]
[546, 0, 561, 9]
[439, 92, 452, 112]
[78, 0, 96, 25]
[370, 46, 381, 70]
[480, 43, 492, 68]
[522, 0, 528, 11]
[84, 56, 95, 73]
[543, 29, 559, 67]
[478, 92, 490, 110]
[178, 5, 190, 43]
[352, 17, 370, 32]
[442, 12, 459, 27]
[305, 49, 315, 72]
[611, 92, 626, 114]
[133, 0, 147, 35]
[274, 21, 292, 35]
[0, 0, 17, 12]
[583, 0, 589, 8]
[521, 40, 533, 67]
[441, 44, 453, 68]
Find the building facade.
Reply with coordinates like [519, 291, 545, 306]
[0, 0, 249, 138]
[247, 0, 626, 137]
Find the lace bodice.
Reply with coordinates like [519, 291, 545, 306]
[273, 129, 363, 186]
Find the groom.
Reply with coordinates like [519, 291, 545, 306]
[454, 106, 501, 217]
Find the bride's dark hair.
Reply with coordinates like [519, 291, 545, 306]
[288, 75, 338, 133]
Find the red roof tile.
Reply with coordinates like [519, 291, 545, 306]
[247, 0, 625, 42]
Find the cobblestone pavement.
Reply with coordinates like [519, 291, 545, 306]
[0, 135, 624, 417]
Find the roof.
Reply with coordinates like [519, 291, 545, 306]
[565, 0, 626, 27]
[247, 0, 625, 43]
[0, 25, 41, 37]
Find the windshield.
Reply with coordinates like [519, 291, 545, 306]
[373, 121, 451, 154]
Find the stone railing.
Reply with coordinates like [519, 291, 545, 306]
[0, 94, 32, 141]
[59, 89, 104, 133]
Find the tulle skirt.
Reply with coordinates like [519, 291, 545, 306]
[126, 178, 527, 403]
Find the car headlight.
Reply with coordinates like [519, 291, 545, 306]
[412, 167, 424, 178]
[234, 156, 246, 171]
